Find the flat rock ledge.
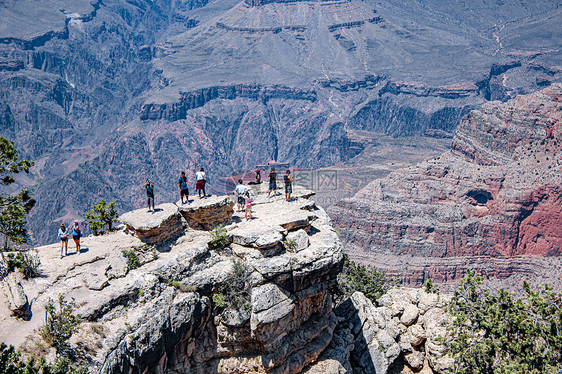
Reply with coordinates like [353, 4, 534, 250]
[119, 203, 184, 244]
[3, 189, 344, 374]
[177, 195, 234, 229]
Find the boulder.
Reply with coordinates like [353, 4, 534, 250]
[400, 304, 419, 326]
[1, 272, 29, 318]
[119, 203, 184, 244]
[177, 195, 234, 229]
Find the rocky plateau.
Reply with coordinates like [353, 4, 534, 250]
[1, 185, 454, 374]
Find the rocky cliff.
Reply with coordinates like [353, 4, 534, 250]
[329, 84, 562, 290]
[1, 186, 456, 373]
[0, 0, 560, 244]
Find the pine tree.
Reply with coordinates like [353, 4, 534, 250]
[85, 200, 118, 236]
[0, 137, 35, 250]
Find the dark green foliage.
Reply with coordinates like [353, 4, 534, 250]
[0, 344, 86, 374]
[122, 249, 140, 270]
[212, 261, 252, 312]
[1, 250, 41, 279]
[447, 269, 562, 374]
[209, 224, 229, 250]
[423, 278, 439, 294]
[337, 254, 392, 304]
[85, 200, 118, 236]
[40, 296, 81, 355]
[0, 137, 35, 250]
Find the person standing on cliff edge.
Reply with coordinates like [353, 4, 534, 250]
[178, 171, 189, 204]
[145, 179, 155, 211]
[196, 167, 206, 199]
[268, 168, 277, 197]
[284, 170, 293, 201]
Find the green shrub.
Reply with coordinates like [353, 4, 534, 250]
[446, 269, 562, 374]
[0, 343, 86, 374]
[19, 249, 41, 279]
[85, 200, 118, 236]
[209, 224, 229, 250]
[121, 250, 140, 270]
[336, 254, 393, 304]
[0, 250, 41, 279]
[40, 296, 81, 355]
[213, 261, 252, 312]
[423, 278, 439, 294]
[282, 238, 297, 252]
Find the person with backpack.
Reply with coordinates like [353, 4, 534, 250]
[145, 179, 155, 211]
[72, 221, 81, 255]
[178, 171, 189, 204]
[234, 179, 249, 212]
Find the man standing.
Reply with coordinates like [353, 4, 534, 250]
[234, 179, 249, 211]
[268, 168, 277, 197]
[145, 179, 155, 211]
[178, 171, 189, 204]
[196, 167, 206, 198]
[284, 169, 293, 201]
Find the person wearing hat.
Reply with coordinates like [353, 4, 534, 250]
[58, 223, 69, 258]
[72, 221, 82, 255]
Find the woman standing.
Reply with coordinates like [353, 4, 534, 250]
[196, 167, 207, 199]
[72, 221, 81, 255]
[59, 223, 69, 258]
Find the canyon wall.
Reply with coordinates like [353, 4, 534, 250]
[0, 0, 560, 244]
[330, 84, 562, 289]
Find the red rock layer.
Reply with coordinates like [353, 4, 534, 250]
[329, 84, 562, 286]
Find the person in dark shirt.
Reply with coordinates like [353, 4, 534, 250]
[178, 171, 189, 204]
[284, 170, 293, 201]
[72, 221, 81, 255]
[268, 168, 277, 197]
[145, 179, 155, 211]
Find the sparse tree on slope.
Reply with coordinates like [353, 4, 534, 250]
[0, 137, 35, 250]
[447, 269, 562, 374]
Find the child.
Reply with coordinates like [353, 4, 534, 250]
[244, 191, 253, 221]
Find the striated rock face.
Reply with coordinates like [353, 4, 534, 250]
[330, 84, 562, 288]
[1, 272, 29, 318]
[1, 0, 560, 244]
[0, 190, 343, 374]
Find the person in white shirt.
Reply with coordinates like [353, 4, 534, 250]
[196, 167, 207, 198]
[234, 179, 249, 212]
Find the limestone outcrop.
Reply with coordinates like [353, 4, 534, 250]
[330, 84, 562, 289]
[0, 189, 344, 374]
[308, 288, 453, 374]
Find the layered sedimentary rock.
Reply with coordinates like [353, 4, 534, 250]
[0, 0, 560, 244]
[0, 189, 344, 373]
[330, 84, 562, 289]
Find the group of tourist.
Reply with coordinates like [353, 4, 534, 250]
[233, 168, 294, 221]
[58, 221, 81, 258]
[144, 168, 207, 211]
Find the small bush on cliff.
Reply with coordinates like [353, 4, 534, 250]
[85, 200, 118, 236]
[0, 343, 86, 374]
[122, 249, 140, 270]
[209, 224, 229, 250]
[212, 261, 252, 312]
[336, 254, 392, 304]
[1, 249, 41, 279]
[40, 295, 81, 356]
[446, 269, 562, 374]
